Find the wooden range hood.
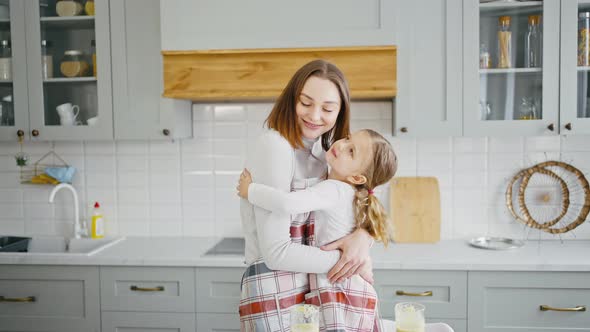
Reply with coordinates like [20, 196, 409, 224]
[162, 46, 396, 101]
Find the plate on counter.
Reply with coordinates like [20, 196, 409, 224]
[468, 236, 525, 250]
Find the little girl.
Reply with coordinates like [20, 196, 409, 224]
[237, 128, 398, 332]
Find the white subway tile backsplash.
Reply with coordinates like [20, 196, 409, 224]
[453, 137, 487, 153]
[214, 156, 245, 172]
[214, 123, 248, 139]
[182, 222, 216, 237]
[149, 141, 180, 155]
[150, 185, 181, 203]
[0, 203, 23, 219]
[84, 141, 115, 154]
[0, 172, 20, 188]
[193, 104, 214, 121]
[151, 204, 182, 219]
[0, 142, 19, 154]
[214, 105, 247, 121]
[182, 156, 214, 172]
[489, 137, 524, 153]
[525, 136, 561, 152]
[85, 155, 115, 171]
[54, 142, 84, 155]
[86, 172, 116, 188]
[150, 222, 183, 236]
[117, 156, 148, 172]
[181, 139, 213, 156]
[0, 189, 23, 202]
[1, 102, 590, 241]
[246, 103, 272, 119]
[116, 141, 149, 155]
[118, 204, 149, 220]
[453, 153, 486, 171]
[117, 188, 147, 204]
[0, 221, 25, 235]
[0, 155, 19, 171]
[562, 135, 590, 151]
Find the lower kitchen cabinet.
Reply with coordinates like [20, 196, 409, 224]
[101, 312, 195, 332]
[0, 265, 100, 332]
[197, 313, 241, 332]
[374, 269, 467, 332]
[195, 267, 244, 314]
[100, 266, 195, 313]
[468, 271, 590, 332]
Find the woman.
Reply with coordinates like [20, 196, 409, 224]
[239, 60, 374, 331]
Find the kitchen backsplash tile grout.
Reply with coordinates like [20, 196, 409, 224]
[1, 102, 590, 239]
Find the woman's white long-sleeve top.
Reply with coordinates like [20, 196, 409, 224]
[240, 129, 340, 273]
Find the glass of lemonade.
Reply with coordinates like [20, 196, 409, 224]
[290, 303, 319, 332]
[395, 302, 425, 332]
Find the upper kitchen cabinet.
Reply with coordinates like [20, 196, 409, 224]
[110, 0, 191, 140]
[393, 0, 463, 137]
[463, 0, 562, 136]
[0, 1, 29, 141]
[160, 0, 396, 50]
[560, 0, 590, 135]
[24, 0, 113, 140]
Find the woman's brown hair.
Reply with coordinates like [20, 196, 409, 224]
[353, 129, 398, 246]
[265, 60, 351, 151]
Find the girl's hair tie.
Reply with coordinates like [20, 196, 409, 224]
[367, 189, 374, 195]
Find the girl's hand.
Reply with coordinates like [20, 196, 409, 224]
[321, 228, 373, 283]
[236, 169, 252, 199]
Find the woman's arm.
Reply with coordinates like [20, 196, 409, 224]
[248, 132, 340, 273]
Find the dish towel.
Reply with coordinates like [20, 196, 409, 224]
[45, 166, 76, 183]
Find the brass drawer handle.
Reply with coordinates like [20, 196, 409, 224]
[396, 290, 433, 297]
[0, 296, 36, 303]
[540, 305, 586, 312]
[130, 285, 165, 292]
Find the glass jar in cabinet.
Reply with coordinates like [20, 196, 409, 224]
[60, 50, 90, 77]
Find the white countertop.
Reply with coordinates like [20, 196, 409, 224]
[1, 237, 589, 271]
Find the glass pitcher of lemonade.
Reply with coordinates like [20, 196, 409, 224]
[395, 302, 425, 332]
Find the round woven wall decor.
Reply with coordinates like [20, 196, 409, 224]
[506, 161, 590, 234]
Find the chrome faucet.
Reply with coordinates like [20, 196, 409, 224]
[49, 183, 86, 239]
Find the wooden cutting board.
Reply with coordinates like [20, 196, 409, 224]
[390, 177, 441, 243]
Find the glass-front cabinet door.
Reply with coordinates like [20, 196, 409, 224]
[0, 1, 28, 141]
[560, 0, 590, 134]
[463, 0, 560, 136]
[24, 0, 112, 140]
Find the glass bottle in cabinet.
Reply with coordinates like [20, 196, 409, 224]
[0, 40, 12, 80]
[497, 16, 512, 69]
[578, 12, 590, 67]
[41, 39, 53, 79]
[525, 15, 542, 68]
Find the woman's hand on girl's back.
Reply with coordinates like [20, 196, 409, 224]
[236, 169, 252, 199]
[321, 228, 373, 283]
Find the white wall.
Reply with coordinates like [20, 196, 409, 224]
[1, 102, 589, 240]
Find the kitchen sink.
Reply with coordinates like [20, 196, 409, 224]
[204, 237, 245, 256]
[0, 235, 125, 256]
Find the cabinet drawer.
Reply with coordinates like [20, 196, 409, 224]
[197, 313, 240, 331]
[469, 271, 590, 332]
[100, 266, 195, 312]
[196, 267, 244, 313]
[374, 270, 467, 319]
[0, 265, 99, 332]
[102, 312, 195, 332]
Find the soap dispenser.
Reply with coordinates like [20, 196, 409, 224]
[90, 201, 104, 239]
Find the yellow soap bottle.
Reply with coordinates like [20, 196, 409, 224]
[91, 201, 104, 239]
